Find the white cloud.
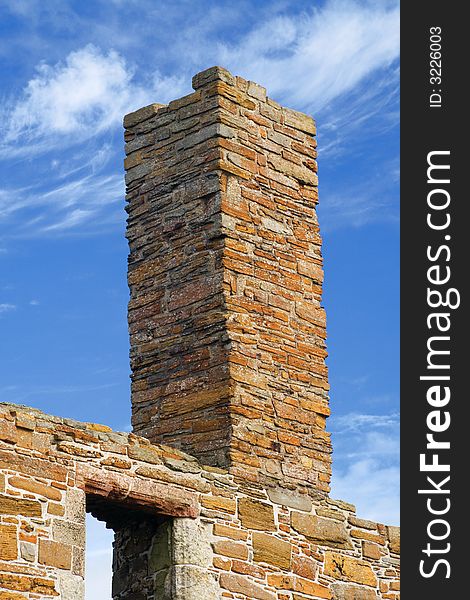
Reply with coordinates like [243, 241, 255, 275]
[331, 458, 399, 525]
[332, 412, 400, 434]
[1, 1, 399, 158]
[318, 157, 399, 230]
[217, 0, 399, 113]
[0, 0, 399, 236]
[330, 411, 399, 524]
[0, 303, 16, 314]
[0, 172, 124, 237]
[1, 45, 148, 155]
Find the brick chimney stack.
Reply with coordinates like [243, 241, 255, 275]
[124, 67, 332, 496]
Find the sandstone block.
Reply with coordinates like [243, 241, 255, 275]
[213, 523, 248, 541]
[48, 502, 66, 516]
[238, 497, 275, 530]
[267, 487, 313, 512]
[0, 573, 58, 596]
[292, 555, 318, 580]
[0, 524, 17, 560]
[0, 495, 42, 517]
[38, 539, 72, 570]
[348, 516, 378, 530]
[124, 103, 163, 128]
[0, 592, 28, 599]
[231, 559, 265, 579]
[9, 476, 62, 501]
[351, 529, 385, 545]
[362, 541, 382, 560]
[220, 572, 275, 600]
[387, 526, 400, 554]
[291, 512, 351, 548]
[331, 583, 378, 600]
[324, 552, 377, 587]
[212, 540, 248, 560]
[282, 107, 316, 135]
[252, 532, 291, 569]
[201, 495, 236, 514]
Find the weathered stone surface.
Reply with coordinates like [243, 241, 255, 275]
[291, 512, 351, 547]
[38, 540, 72, 570]
[267, 488, 313, 512]
[66, 487, 86, 523]
[58, 571, 85, 600]
[220, 572, 275, 600]
[172, 565, 220, 600]
[172, 518, 212, 568]
[148, 522, 171, 573]
[0, 573, 58, 596]
[238, 497, 275, 531]
[20, 541, 36, 562]
[331, 582, 378, 600]
[0, 495, 42, 517]
[9, 476, 62, 501]
[348, 516, 378, 530]
[252, 533, 291, 569]
[0, 525, 17, 560]
[324, 553, 377, 587]
[53, 520, 86, 548]
[123, 103, 164, 128]
[387, 526, 400, 554]
[292, 555, 317, 580]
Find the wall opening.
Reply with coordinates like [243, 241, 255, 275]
[85, 513, 113, 600]
[86, 495, 171, 600]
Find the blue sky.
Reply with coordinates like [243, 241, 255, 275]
[0, 0, 399, 595]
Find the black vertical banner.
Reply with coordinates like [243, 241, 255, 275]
[401, 5, 465, 599]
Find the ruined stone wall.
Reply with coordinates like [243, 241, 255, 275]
[0, 67, 399, 600]
[125, 66, 331, 495]
[0, 404, 399, 600]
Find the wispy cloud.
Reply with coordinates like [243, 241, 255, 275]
[1, 45, 148, 156]
[0, 0, 399, 238]
[0, 171, 124, 237]
[332, 412, 400, 434]
[319, 157, 400, 230]
[0, 42, 189, 160]
[1, 2, 399, 157]
[0, 303, 16, 314]
[1, 382, 121, 404]
[331, 458, 399, 524]
[217, 0, 399, 113]
[330, 410, 399, 524]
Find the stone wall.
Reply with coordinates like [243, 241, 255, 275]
[0, 404, 399, 599]
[0, 67, 399, 600]
[125, 66, 331, 495]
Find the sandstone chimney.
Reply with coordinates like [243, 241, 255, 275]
[124, 67, 331, 496]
